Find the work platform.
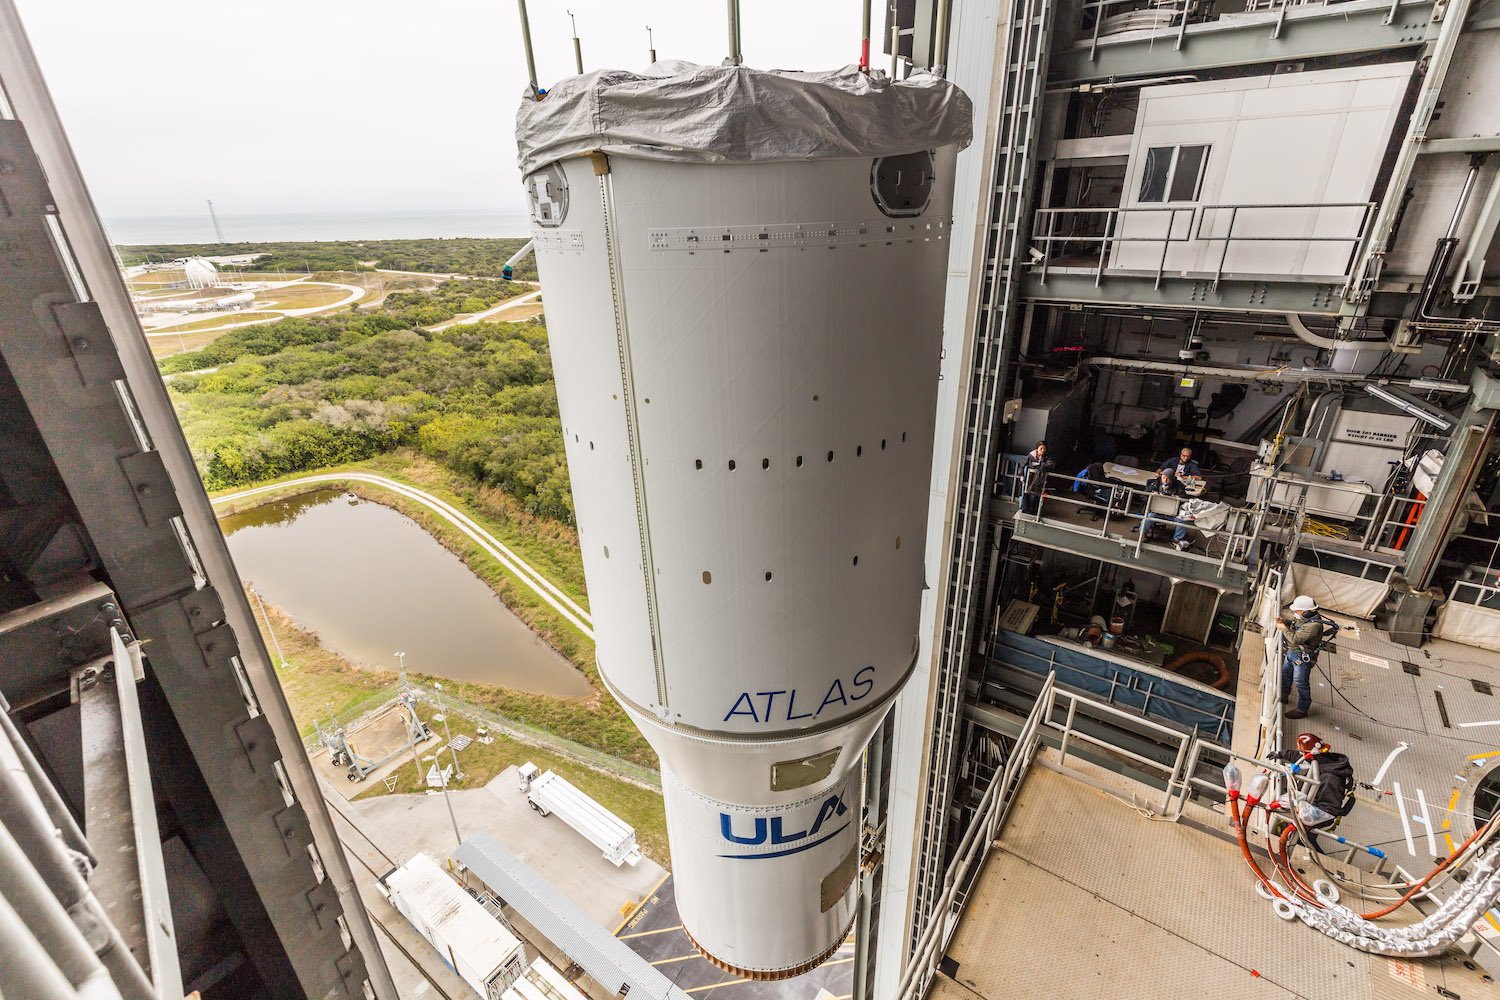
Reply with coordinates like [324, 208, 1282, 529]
[932, 757, 1498, 1000]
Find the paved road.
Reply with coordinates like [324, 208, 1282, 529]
[428, 289, 542, 332]
[211, 472, 593, 638]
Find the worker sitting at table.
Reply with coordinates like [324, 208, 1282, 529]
[1158, 446, 1201, 480]
[1135, 469, 1196, 551]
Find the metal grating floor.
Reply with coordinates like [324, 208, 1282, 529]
[936, 758, 1500, 1000]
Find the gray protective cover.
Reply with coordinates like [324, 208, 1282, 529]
[515, 61, 972, 176]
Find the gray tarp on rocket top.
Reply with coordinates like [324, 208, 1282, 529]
[515, 61, 973, 176]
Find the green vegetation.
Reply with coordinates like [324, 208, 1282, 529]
[214, 459, 658, 769]
[118, 237, 539, 282]
[248, 591, 667, 862]
[165, 280, 574, 522]
[354, 731, 669, 863]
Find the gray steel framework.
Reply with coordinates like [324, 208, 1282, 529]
[909, 0, 1056, 955]
[0, 4, 394, 996]
[1050, 0, 1436, 84]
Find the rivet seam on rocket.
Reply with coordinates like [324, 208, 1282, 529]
[595, 166, 671, 714]
[684, 915, 856, 982]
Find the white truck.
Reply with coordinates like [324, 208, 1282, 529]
[502, 957, 589, 1000]
[380, 852, 527, 999]
[518, 762, 643, 867]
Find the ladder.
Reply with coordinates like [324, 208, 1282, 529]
[910, 0, 1057, 951]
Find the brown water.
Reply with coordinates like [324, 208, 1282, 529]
[220, 489, 593, 698]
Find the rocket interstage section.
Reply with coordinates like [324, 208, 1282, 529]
[516, 63, 971, 979]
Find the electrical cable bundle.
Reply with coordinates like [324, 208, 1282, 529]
[1225, 762, 1500, 956]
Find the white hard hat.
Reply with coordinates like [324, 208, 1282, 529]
[1290, 595, 1318, 612]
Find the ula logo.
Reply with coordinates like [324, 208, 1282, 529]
[718, 795, 849, 859]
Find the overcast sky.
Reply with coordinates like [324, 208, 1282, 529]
[16, 1, 868, 220]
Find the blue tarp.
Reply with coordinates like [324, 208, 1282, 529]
[989, 630, 1234, 745]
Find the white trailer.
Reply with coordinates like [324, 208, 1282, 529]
[380, 853, 527, 999]
[518, 763, 642, 867]
[502, 957, 589, 1000]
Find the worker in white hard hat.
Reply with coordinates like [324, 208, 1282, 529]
[1274, 595, 1330, 720]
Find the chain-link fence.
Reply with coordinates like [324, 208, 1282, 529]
[405, 681, 660, 790]
[301, 679, 661, 790]
[299, 683, 405, 753]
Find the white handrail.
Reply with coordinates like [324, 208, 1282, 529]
[893, 672, 1056, 1000]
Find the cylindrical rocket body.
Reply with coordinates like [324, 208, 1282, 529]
[519, 65, 968, 978]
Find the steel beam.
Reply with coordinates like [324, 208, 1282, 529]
[76, 633, 184, 999]
[1421, 136, 1500, 155]
[1050, 0, 1434, 84]
[1020, 270, 1347, 314]
[1008, 515, 1252, 592]
[0, 7, 390, 994]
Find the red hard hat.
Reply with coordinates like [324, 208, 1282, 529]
[1295, 732, 1326, 755]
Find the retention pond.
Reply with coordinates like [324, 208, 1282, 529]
[220, 489, 593, 698]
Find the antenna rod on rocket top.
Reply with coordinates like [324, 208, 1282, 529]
[933, 0, 953, 77]
[517, 0, 540, 99]
[889, 1, 900, 78]
[647, 25, 657, 64]
[860, 0, 871, 72]
[727, 0, 743, 66]
[568, 9, 584, 75]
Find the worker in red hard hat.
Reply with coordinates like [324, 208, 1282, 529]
[1274, 595, 1336, 720]
[1268, 732, 1357, 851]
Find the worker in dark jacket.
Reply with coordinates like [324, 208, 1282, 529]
[1020, 441, 1054, 516]
[1158, 446, 1201, 479]
[1269, 732, 1356, 849]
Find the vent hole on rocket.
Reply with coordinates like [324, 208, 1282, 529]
[702, 571, 712, 584]
[852, 556, 860, 566]
[589, 441, 595, 450]
[856, 445, 863, 457]
[728, 460, 736, 471]
[812, 394, 820, 402]
[695, 459, 703, 470]
[762, 458, 770, 470]
[765, 571, 773, 582]
[796, 455, 804, 467]
[902, 431, 908, 442]
[827, 451, 834, 462]
[896, 536, 902, 549]
[604, 546, 610, 558]
[882, 439, 887, 450]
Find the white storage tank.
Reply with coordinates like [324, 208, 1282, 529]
[515, 62, 970, 979]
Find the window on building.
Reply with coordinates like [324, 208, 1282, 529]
[1138, 144, 1211, 203]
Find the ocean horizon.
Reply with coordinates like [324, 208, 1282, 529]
[104, 209, 533, 246]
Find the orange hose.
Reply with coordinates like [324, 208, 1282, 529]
[1230, 798, 1285, 900]
[1357, 818, 1496, 920]
[1273, 823, 1324, 906]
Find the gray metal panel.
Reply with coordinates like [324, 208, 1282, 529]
[1049, 0, 1435, 85]
[454, 833, 691, 1000]
[1021, 271, 1347, 314]
[1009, 515, 1251, 592]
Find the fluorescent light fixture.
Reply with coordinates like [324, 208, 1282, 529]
[1364, 383, 1455, 432]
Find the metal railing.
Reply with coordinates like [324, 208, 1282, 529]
[895, 672, 1055, 1000]
[1032, 206, 1196, 288]
[1195, 202, 1377, 288]
[1030, 201, 1375, 288]
[1001, 461, 1264, 578]
[1252, 469, 1428, 553]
